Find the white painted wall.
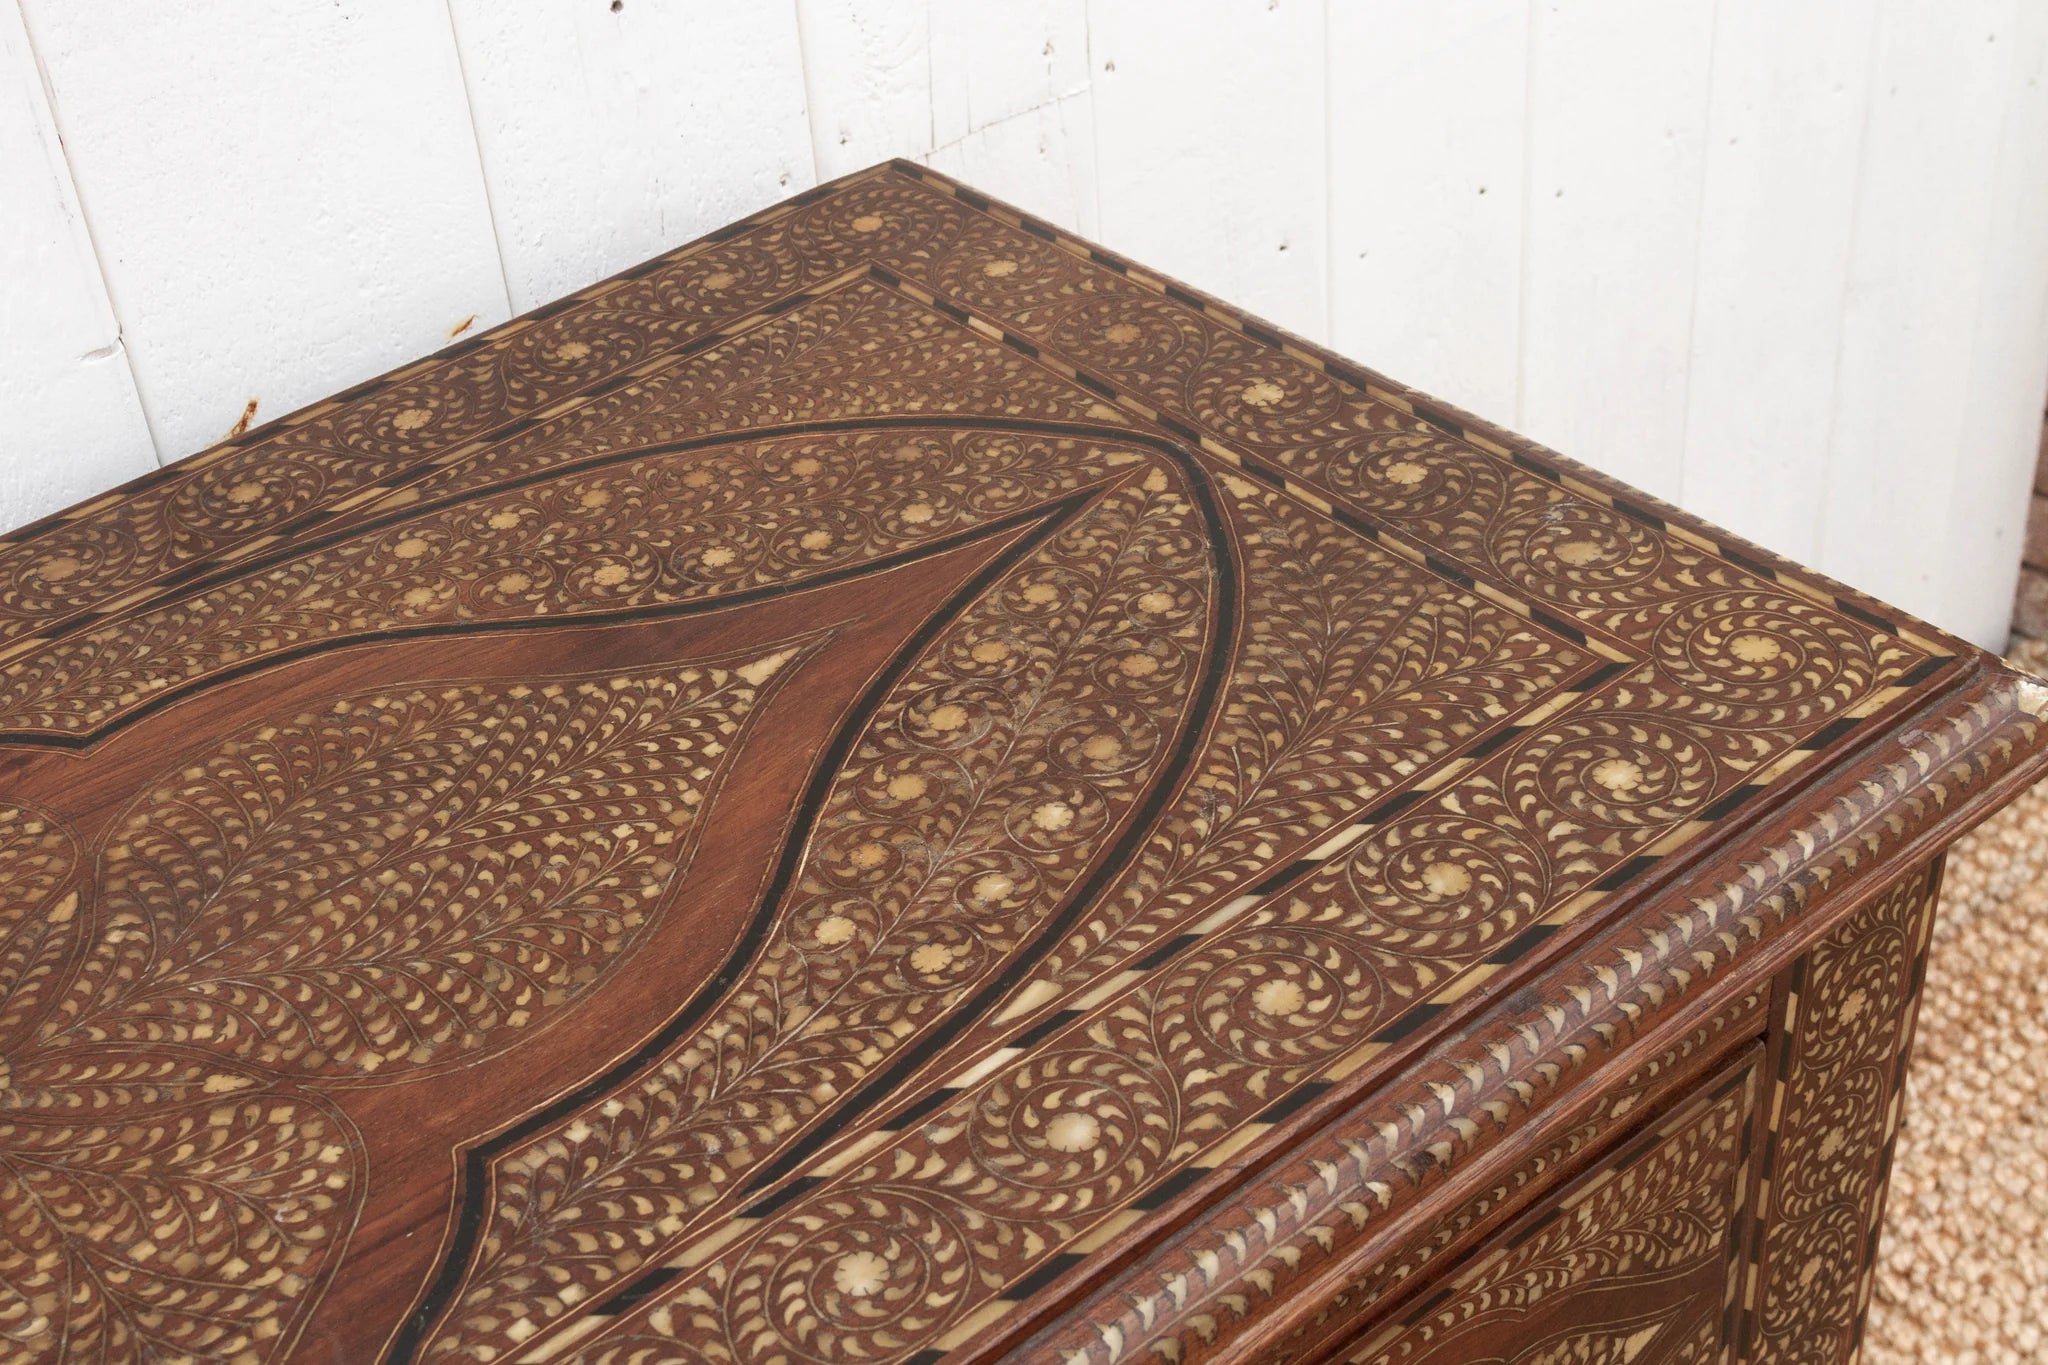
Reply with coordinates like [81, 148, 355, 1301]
[4, 0, 2047, 649]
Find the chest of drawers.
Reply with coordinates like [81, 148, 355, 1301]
[1, 163, 2040, 1365]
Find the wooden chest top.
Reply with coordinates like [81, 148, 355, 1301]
[0, 162, 2042, 1365]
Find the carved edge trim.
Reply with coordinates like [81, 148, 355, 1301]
[995, 665, 2048, 1365]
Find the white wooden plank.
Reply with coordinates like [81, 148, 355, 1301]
[796, 0, 933, 178]
[1939, 2, 2048, 648]
[1087, 0, 1328, 343]
[1327, 1, 1526, 424]
[1816, 0, 2019, 639]
[923, 90, 1099, 235]
[450, 0, 815, 314]
[1518, 0, 1716, 502]
[0, 0, 157, 531]
[929, 0, 1089, 148]
[19, 0, 508, 463]
[1678, 0, 1875, 567]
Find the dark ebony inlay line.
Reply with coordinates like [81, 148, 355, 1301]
[1423, 553, 1475, 589]
[879, 1085, 965, 1134]
[1250, 859, 1318, 895]
[739, 1176, 824, 1219]
[1369, 1002, 1449, 1044]
[1089, 249, 1128, 273]
[1505, 1205, 1567, 1252]
[1802, 716, 1864, 752]
[590, 1266, 682, 1315]
[1901, 653, 1951, 686]
[1701, 783, 1769, 824]
[1484, 923, 1558, 965]
[1018, 217, 1057, 241]
[1582, 658, 1635, 691]
[1256, 1080, 1333, 1125]
[1003, 1252, 1086, 1302]
[1511, 451, 1561, 482]
[1836, 597, 1898, 634]
[1356, 788, 1426, 825]
[1408, 1282, 1460, 1322]
[1009, 1010, 1083, 1052]
[1163, 283, 1206, 311]
[1528, 607, 1589, 645]
[1239, 460, 1287, 490]
[1594, 855, 1664, 893]
[1072, 371, 1118, 401]
[1135, 933, 1202, 972]
[1133, 1164, 1212, 1212]
[1240, 320, 1287, 350]
[1410, 402, 1463, 437]
[1464, 723, 1525, 761]
[1610, 497, 1666, 530]
[1327, 505, 1384, 543]
[1720, 546, 1781, 580]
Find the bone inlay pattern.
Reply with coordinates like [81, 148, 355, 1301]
[0, 164, 2034, 1365]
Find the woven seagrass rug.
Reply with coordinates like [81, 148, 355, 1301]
[1864, 638, 2048, 1363]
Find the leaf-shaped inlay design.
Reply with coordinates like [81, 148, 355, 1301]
[0, 801, 79, 1052]
[424, 467, 1215, 1362]
[0, 1052, 361, 1365]
[53, 647, 801, 1080]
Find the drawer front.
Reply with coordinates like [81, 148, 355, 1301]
[1338, 1043, 1761, 1365]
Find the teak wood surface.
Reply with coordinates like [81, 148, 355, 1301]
[0, 163, 2042, 1365]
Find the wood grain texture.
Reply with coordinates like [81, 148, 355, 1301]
[0, 166, 2041, 1365]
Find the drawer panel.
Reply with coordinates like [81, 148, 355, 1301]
[1337, 1043, 1761, 1365]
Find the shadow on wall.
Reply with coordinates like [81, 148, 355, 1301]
[2010, 403, 2048, 645]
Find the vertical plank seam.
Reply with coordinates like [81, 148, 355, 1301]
[1943, 0, 2031, 636]
[1512, 1, 1539, 428]
[439, 0, 516, 319]
[1318, 0, 1334, 345]
[1082, 0, 1102, 236]
[788, 0, 826, 188]
[1673, 0, 1723, 510]
[9, 0, 163, 467]
[1812, 8, 1891, 574]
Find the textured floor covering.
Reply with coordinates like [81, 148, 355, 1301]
[1864, 640, 2048, 1364]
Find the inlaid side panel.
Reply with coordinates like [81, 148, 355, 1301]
[1339, 1046, 1760, 1365]
[1738, 861, 1942, 1364]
